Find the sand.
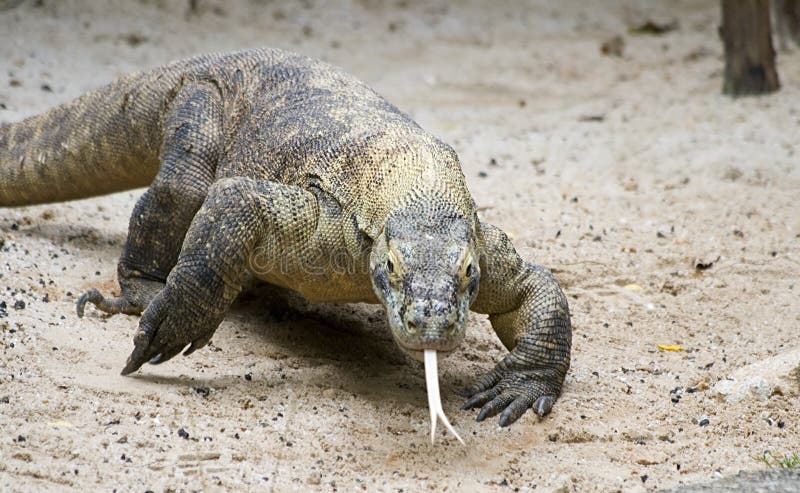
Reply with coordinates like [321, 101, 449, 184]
[1, 1, 799, 491]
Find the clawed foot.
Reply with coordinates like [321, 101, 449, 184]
[76, 277, 164, 317]
[461, 361, 562, 427]
[120, 284, 222, 375]
[76, 288, 143, 317]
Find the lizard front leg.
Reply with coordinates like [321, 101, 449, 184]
[120, 177, 318, 375]
[463, 221, 571, 426]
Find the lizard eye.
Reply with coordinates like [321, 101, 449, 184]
[459, 253, 476, 293]
[386, 244, 402, 275]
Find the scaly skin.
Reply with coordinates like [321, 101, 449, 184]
[0, 48, 571, 426]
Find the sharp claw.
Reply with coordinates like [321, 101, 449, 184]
[461, 396, 481, 411]
[499, 399, 527, 427]
[76, 288, 101, 318]
[183, 335, 212, 357]
[477, 393, 516, 423]
[120, 327, 155, 375]
[535, 396, 555, 417]
[120, 357, 143, 376]
[461, 386, 500, 411]
[476, 404, 494, 422]
[183, 342, 198, 356]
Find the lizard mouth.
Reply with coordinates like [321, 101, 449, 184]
[391, 331, 461, 363]
[398, 345, 453, 362]
[392, 327, 464, 362]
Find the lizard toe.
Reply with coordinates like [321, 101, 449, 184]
[461, 386, 502, 411]
[462, 367, 503, 398]
[534, 395, 555, 417]
[183, 333, 213, 357]
[499, 395, 537, 427]
[77, 288, 142, 317]
[476, 393, 516, 422]
[150, 343, 189, 365]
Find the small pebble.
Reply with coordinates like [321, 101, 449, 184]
[307, 472, 322, 485]
[13, 300, 25, 310]
[177, 428, 189, 439]
[600, 35, 625, 57]
[699, 417, 710, 427]
[194, 386, 210, 397]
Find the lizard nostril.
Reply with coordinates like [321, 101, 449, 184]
[407, 321, 418, 335]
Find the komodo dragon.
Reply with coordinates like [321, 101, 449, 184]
[0, 48, 571, 440]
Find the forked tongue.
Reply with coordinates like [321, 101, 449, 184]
[424, 349, 464, 444]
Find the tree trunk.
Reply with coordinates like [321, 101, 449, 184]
[775, 0, 800, 49]
[721, 0, 780, 96]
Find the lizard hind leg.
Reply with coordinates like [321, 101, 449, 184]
[76, 81, 225, 318]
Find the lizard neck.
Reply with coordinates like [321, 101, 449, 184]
[354, 135, 475, 239]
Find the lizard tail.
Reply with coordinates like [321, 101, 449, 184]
[0, 71, 170, 207]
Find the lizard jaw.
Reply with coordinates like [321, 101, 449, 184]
[424, 349, 464, 445]
[399, 346, 452, 362]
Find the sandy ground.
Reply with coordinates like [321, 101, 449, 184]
[1, 0, 799, 491]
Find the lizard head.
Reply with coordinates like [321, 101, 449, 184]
[369, 209, 480, 362]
